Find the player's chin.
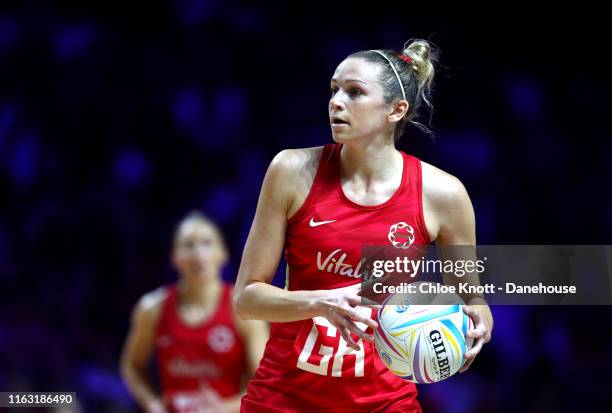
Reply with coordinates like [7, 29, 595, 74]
[330, 128, 353, 143]
[185, 270, 216, 282]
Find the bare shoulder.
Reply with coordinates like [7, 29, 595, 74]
[132, 286, 168, 327]
[270, 146, 324, 177]
[420, 161, 474, 243]
[420, 161, 471, 206]
[268, 146, 324, 218]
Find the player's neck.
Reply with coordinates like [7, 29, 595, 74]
[178, 276, 221, 306]
[339, 140, 402, 183]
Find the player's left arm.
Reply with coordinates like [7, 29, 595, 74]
[236, 318, 268, 377]
[422, 162, 493, 372]
[212, 316, 268, 413]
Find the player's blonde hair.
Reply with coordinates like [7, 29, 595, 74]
[350, 38, 438, 140]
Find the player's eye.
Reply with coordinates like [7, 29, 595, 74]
[350, 88, 362, 96]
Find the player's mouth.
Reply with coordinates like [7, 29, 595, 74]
[331, 116, 350, 128]
[192, 261, 207, 272]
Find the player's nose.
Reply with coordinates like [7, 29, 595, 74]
[329, 94, 346, 111]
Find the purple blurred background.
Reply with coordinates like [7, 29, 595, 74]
[1, 1, 611, 412]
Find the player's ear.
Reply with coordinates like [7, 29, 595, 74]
[388, 100, 409, 123]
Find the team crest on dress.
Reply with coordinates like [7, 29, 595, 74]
[388, 222, 415, 249]
[207, 325, 235, 353]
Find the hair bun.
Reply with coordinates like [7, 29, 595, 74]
[401, 39, 437, 89]
[402, 39, 432, 62]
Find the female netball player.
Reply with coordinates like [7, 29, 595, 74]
[120, 212, 268, 413]
[233, 39, 494, 412]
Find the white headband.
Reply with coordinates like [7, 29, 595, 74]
[369, 49, 406, 101]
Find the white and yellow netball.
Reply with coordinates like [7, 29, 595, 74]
[374, 285, 474, 383]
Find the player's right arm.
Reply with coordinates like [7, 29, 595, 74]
[120, 289, 167, 413]
[232, 149, 377, 350]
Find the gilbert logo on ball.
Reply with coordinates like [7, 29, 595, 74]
[395, 305, 409, 313]
[374, 283, 474, 383]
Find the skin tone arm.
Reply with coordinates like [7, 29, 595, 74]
[212, 317, 269, 412]
[422, 162, 494, 372]
[236, 318, 268, 381]
[120, 291, 167, 413]
[233, 149, 377, 351]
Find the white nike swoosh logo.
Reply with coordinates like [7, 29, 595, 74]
[309, 218, 336, 227]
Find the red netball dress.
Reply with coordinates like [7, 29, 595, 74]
[155, 283, 247, 413]
[241, 143, 431, 413]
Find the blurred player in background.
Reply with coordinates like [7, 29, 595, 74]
[121, 211, 268, 413]
[233, 39, 493, 412]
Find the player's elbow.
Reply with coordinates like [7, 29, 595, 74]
[233, 280, 265, 320]
[232, 285, 251, 320]
[120, 356, 146, 385]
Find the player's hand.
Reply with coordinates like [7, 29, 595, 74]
[171, 386, 223, 413]
[145, 398, 168, 413]
[314, 283, 379, 351]
[195, 383, 241, 413]
[460, 302, 493, 372]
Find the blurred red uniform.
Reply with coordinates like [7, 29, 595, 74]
[241, 143, 430, 412]
[156, 283, 247, 413]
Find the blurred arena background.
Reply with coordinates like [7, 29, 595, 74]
[1, 1, 611, 412]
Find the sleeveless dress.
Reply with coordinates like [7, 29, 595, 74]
[241, 143, 431, 412]
[155, 282, 247, 413]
